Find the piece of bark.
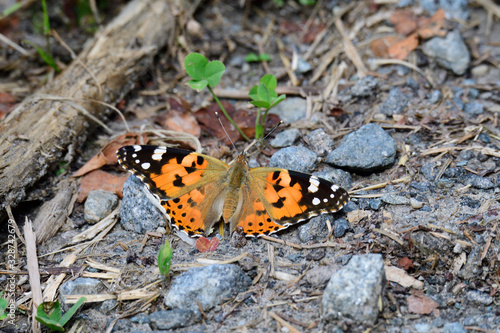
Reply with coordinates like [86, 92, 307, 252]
[0, 0, 173, 215]
[32, 178, 77, 245]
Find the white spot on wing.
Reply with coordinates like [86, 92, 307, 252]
[312, 197, 321, 206]
[330, 193, 335, 198]
[152, 153, 163, 161]
[323, 198, 328, 203]
[141, 162, 151, 170]
[133, 145, 142, 151]
[331, 184, 339, 192]
[132, 153, 137, 158]
[135, 159, 140, 164]
[308, 176, 320, 193]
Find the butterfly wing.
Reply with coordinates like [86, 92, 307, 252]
[248, 168, 349, 230]
[117, 145, 229, 235]
[117, 145, 229, 199]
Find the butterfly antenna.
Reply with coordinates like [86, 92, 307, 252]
[243, 120, 284, 155]
[215, 112, 238, 152]
[262, 120, 283, 141]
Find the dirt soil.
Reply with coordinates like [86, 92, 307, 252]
[0, 1, 499, 332]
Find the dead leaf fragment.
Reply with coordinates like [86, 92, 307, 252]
[396, 257, 414, 271]
[347, 210, 372, 224]
[385, 265, 423, 289]
[157, 110, 201, 137]
[78, 170, 129, 202]
[73, 132, 149, 177]
[390, 10, 418, 35]
[370, 36, 403, 58]
[407, 292, 439, 314]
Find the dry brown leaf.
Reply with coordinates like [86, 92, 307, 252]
[396, 257, 414, 271]
[387, 9, 447, 60]
[388, 33, 419, 60]
[407, 292, 439, 314]
[417, 9, 447, 39]
[195, 101, 279, 144]
[73, 133, 149, 177]
[158, 110, 201, 137]
[370, 36, 403, 58]
[347, 210, 372, 224]
[390, 10, 418, 35]
[78, 170, 129, 202]
[385, 266, 423, 289]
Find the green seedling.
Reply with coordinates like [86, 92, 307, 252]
[1, 2, 22, 18]
[24, 40, 60, 73]
[185, 53, 250, 142]
[0, 292, 8, 320]
[298, 0, 317, 5]
[245, 53, 271, 63]
[27, 0, 60, 72]
[158, 239, 173, 278]
[35, 297, 86, 332]
[249, 74, 286, 139]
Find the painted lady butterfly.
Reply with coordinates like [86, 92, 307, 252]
[117, 145, 349, 237]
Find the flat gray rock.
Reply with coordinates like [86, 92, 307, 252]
[270, 128, 301, 148]
[84, 189, 118, 224]
[268, 97, 307, 123]
[326, 123, 397, 173]
[269, 146, 318, 173]
[322, 254, 385, 326]
[422, 30, 470, 75]
[165, 264, 251, 311]
[60, 277, 105, 311]
[120, 174, 165, 234]
[148, 309, 201, 330]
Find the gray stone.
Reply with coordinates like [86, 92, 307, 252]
[438, 0, 469, 21]
[100, 299, 117, 314]
[380, 87, 409, 115]
[443, 322, 467, 333]
[429, 89, 443, 103]
[269, 146, 318, 173]
[421, 162, 437, 181]
[294, 56, 312, 74]
[304, 266, 336, 286]
[297, 214, 332, 243]
[270, 128, 301, 148]
[165, 264, 251, 311]
[337, 76, 379, 104]
[130, 313, 150, 324]
[322, 254, 385, 325]
[422, 30, 470, 76]
[370, 198, 382, 210]
[334, 218, 350, 238]
[269, 97, 307, 123]
[351, 76, 379, 98]
[313, 166, 352, 191]
[466, 290, 493, 305]
[84, 189, 118, 224]
[326, 123, 397, 173]
[120, 174, 165, 234]
[149, 309, 201, 330]
[380, 194, 411, 205]
[60, 277, 105, 310]
[305, 128, 335, 156]
[464, 102, 484, 115]
[461, 173, 495, 189]
[459, 247, 483, 280]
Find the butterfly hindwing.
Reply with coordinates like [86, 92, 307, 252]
[249, 168, 349, 226]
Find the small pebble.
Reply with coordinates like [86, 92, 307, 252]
[410, 198, 424, 209]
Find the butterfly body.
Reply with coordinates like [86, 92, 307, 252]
[117, 145, 349, 237]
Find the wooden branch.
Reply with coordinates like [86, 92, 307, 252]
[0, 0, 173, 213]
